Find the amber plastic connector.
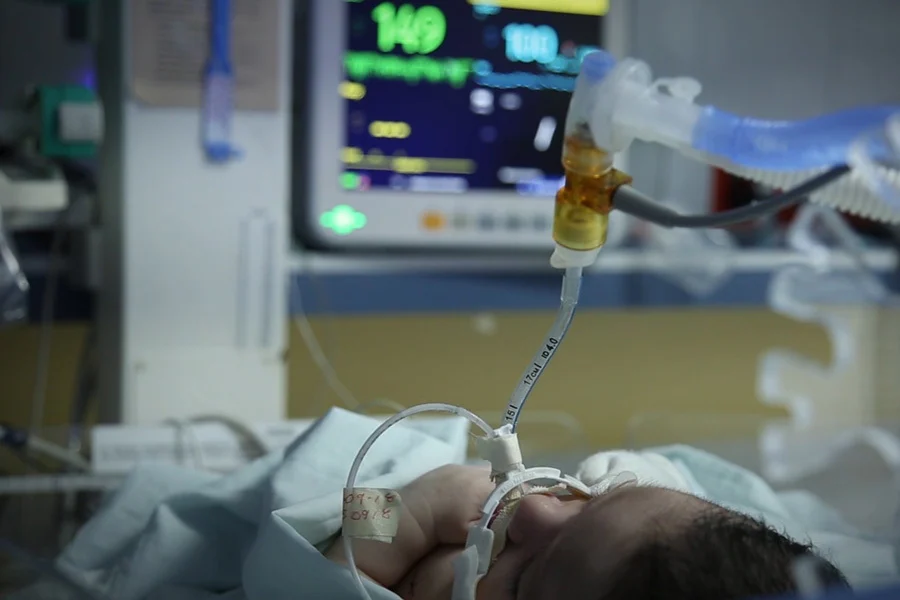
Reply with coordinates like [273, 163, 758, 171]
[553, 135, 633, 251]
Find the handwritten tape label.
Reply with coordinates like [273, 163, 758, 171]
[342, 488, 403, 543]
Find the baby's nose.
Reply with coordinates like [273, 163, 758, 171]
[506, 493, 583, 547]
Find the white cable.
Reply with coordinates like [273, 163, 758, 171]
[342, 403, 494, 600]
[164, 415, 272, 472]
[186, 415, 269, 459]
[26, 436, 90, 472]
[354, 398, 407, 415]
[291, 273, 407, 416]
[164, 419, 203, 469]
[291, 272, 354, 406]
[292, 309, 361, 410]
[291, 274, 361, 410]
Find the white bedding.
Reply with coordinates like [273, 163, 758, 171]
[9, 408, 897, 599]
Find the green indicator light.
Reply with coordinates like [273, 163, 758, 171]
[340, 171, 361, 190]
[321, 205, 367, 236]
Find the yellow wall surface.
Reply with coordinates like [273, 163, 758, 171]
[0, 308, 829, 449]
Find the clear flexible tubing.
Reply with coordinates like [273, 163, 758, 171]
[343, 403, 494, 600]
[501, 267, 583, 433]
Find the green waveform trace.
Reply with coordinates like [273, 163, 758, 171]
[344, 51, 473, 88]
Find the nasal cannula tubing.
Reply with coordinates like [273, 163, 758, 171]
[343, 403, 494, 600]
[502, 266, 583, 433]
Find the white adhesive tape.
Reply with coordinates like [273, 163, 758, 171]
[342, 488, 403, 543]
[477, 432, 523, 473]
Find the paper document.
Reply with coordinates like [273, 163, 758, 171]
[130, 0, 281, 110]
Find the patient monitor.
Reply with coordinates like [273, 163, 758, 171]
[294, 0, 611, 251]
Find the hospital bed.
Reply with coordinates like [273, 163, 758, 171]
[1, 422, 896, 594]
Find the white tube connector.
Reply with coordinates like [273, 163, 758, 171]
[569, 51, 702, 159]
[549, 244, 601, 269]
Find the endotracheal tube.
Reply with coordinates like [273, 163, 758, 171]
[501, 55, 634, 435]
[501, 268, 581, 433]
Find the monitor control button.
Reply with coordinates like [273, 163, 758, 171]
[421, 211, 446, 231]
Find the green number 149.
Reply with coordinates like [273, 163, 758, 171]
[370, 2, 447, 55]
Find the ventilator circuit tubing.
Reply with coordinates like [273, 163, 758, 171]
[577, 49, 899, 173]
[693, 106, 899, 172]
[343, 403, 494, 600]
[502, 267, 583, 433]
[573, 50, 900, 220]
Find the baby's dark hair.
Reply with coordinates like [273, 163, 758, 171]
[602, 509, 850, 600]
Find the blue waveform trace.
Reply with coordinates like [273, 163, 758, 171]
[473, 4, 500, 17]
[474, 71, 576, 92]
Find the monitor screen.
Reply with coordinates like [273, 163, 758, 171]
[297, 0, 609, 250]
[341, 1, 603, 196]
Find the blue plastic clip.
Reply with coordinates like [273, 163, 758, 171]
[202, 0, 242, 163]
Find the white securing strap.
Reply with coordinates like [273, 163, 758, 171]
[452, 544, 484, 600]
[341, 488, 403, 543]
[451, 524, 495, 600]
[452, 468, 595, 600]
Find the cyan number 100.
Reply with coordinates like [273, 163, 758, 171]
[501, 23, 559, 65]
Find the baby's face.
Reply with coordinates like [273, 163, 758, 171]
[394, 485, 707, 599]
[476, 485, 708, 599]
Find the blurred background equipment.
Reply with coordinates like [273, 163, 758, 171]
[92, 0, 289, 426]
[758, 204, 900, 483]
[0, 210, 29, 327]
